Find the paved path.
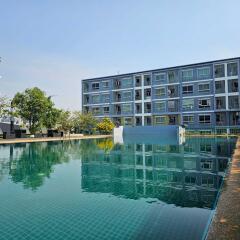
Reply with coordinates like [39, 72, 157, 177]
[0, 135, 112, 145]
[207, 137, 240, 240]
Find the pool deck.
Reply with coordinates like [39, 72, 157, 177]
[0, 134, 112, 145]
[207, 137, 240, 240]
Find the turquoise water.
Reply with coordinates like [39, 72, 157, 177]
[0, 137, 236, 240]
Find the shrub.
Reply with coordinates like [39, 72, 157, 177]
[97, 118, 115, 134]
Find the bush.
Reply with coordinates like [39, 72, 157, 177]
[97, 118, 115, 134]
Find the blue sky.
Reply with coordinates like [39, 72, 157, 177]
[0, 0, 240, 110]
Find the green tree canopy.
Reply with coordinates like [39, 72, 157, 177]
[12, 87, 58, 134]
[57, 110, 74, 133]
[78, 112, 97, 134]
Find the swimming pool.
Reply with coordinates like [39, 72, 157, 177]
[0, 137, 236, 240]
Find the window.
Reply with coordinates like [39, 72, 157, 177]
[199, 115, 211, 124]
[155, 73, 166, 84]
[144, 89, 151, 99]
[102, 81, 109, 89]
[182, 69, 193, 81]
[228, 79, 239, 92]
[227, 62, 238, 76]
[155, 116, 167, 125]
[155, 87, 165, 97]
[144, 103, 151, 113]
[144, 116, 152, 126]
[121, 77, 132, 88]
[122, 91, 132, 101]
[182, 99, 194, 111]
[214, 64, 225, 78]
[216, 97, 226, 109]
[92, 107, 100, 114]
[201, 176, 214, 187]
[155, 101, 165, 112]
[200, 159, 212, 170]
[215, 80, 225, 93]
[198, 99, 211, 109]
[84, 95, 89, 104]
[135, 76, 142, 87]
[168, 71, 175, 83]
[197, 67, 210, 79]
[122, 104, 132, 113]
[102, 94, 110, 103]
[185, 176, 196, 184]
[184, 159, 196, 169]
[92, 82, 100, 90]
[200, 144, 212, 152]
[83, 83, 89, 92]
[198, 83, 210, 92]
[168, 100, 175, 109]
[144, 75, 151, 86]
[182, 85, 193, 94]
[183, 115, 194, 124]
[229, 96, 239, 109]
[92, 95, 100, 103]
[135, 103, 142, 113]
[124, 117, 132, 126]
[135, 90, 142, 100]
[103, 106, 110, 114]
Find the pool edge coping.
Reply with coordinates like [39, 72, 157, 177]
[0, 135, 112, 145]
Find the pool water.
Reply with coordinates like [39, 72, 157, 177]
[0, 137, 236, 240]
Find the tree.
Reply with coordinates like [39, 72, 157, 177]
[78, 113, 97, 135]
[57, 110, 74, 134]
[96, 117, 115, 134]
[0, 96, 10, 117]
[71, 111, 82, 133]
[12, 87, 57, 134]
[43, 104, 61, 129]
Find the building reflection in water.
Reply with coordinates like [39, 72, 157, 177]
[82, 137, 236, 209]
[0, 137, 236, 207]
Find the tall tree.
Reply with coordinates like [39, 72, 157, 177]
[78, 113, 97, 134]
[12, 87, 57, 134]
[0, 96, 10, 117]
[57, 110, 74, 134]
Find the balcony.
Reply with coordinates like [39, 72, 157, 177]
[135, 76, 142, 87]
[167, 86, 179, 98]
[214, 64, 225, 78]
[83, 83, 89, 93]
[229, 96, 239, 109]
[144, 89, 151, 100]
[230, 112, 240, 125]
[114, 92, 122, 102]
[83, 95, 89, 104]
[135, 90, 142, 101]
[167, 100, 179, 112]
[216, 113, 227, 126]
[228, 79, 239, 93]
[144, 103, 151, 113]
[216, 97, 226, 110]
[215, 81, 225, 94]
[135, 103, 142, 114]
[114, 105, 121, 115]
[144, 75, 151, 86]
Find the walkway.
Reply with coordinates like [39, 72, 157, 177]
[207, 137, 240, 240]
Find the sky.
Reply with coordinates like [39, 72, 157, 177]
[0, 0, 240, 110]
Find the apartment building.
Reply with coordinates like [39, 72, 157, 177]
[82, 58, 240, 134]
